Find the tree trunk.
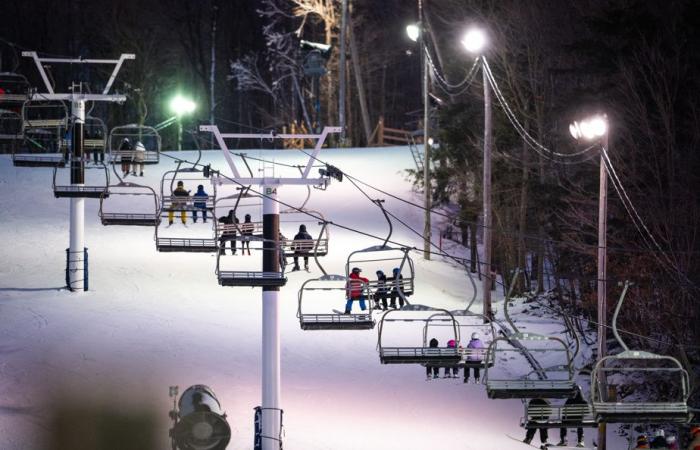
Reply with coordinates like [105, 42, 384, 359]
[348, 11, 372, 145]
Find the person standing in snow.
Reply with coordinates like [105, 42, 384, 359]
[132, 141, 145, 176]
[558, 388, 587, 447]
[464, 332, 485, 383]
[524, 398, 550, 447]
[192, 184, 209, 223]
[344, 267, 368, 314]
[291, 224, 313, 271]
[425, 337, 440, 379]
[443, 339, 459, 378]
[388, 267, 405, 309]
[374, 270, 388, 310]
[217, 209, 239, 255]
[168, 181, 189, 225]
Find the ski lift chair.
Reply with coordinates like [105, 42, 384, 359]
[377, 308, 461, 364]
[423, 311, 496, 372]
[0, 109, 22, 140]
[155, 167, 218, 252]
[108, 124, 160, 164]
[0, 73, 30, 105]
[213, 191, 263, 241]
[590, 281, 691, 424]
[521, 398, 597, 429]
[483, 333, 577, 399]
[279, 209, 329, 258]
[99, 182, 160, 226]
[215, 236, 287, 287]
[83, 116, 108, 153]
[591, 352, 691, 424]
[14, 100, 68, 167]
[52, 164, 110, 198]
[346, 245, 415, 297]
[297, 274, 375, 330]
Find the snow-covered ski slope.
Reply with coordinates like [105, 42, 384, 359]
[0, 146, 618, 449]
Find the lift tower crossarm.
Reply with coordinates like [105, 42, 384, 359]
[21, 51, 135, 95]
[200, 125, 341, 185]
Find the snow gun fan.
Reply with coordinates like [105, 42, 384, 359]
[590, 282, 691, 424]
[169, 385, 231, 450]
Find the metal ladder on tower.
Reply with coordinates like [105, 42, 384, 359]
[408, 133, 424, 174]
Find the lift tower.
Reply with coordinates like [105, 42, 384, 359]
[22, 51, 134, 291]
[202, 124, 340, 450]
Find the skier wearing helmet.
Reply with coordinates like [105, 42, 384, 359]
[168, 180, 190, 225]
[388, 267, 405, 309]
[688, 426, 700, 450]
[374, 270, 388, 310]
[443, 339, 459, 378]
[464, 331, 485, 383]
[650, 430, 666, 449]
[344, 267, 368, 314]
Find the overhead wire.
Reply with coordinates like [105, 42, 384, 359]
[156, 147, 698, 352]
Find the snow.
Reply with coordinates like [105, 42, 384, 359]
[0, 146, 624, 449]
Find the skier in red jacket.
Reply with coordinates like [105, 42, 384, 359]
[344, 267, 368, 314]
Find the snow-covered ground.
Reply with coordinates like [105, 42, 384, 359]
[0, 146, 623, 449]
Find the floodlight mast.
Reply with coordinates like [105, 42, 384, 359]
[22, 51, 133, 292]
[200, 124, 341, 450]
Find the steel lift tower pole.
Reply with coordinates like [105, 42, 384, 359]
[22, 52, 134, 291]
[202, 124, 340, 450]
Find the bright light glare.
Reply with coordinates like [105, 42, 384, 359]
[569, 116, 607, 141]
[569, 122, 581, 140]
[461, 28, 486, 54]
[406, 24, 420, 42]
[170, 95, 196, 116]
[428, 137, 434, 146]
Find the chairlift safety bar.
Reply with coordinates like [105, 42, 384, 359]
[21, 51, 134, 97]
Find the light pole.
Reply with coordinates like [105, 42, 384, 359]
[461, 28, 490, 319]
[570, 114, 608, 450]
[170, 94, 196, 150]
[407, 21, 431, 261]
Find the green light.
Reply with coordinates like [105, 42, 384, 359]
[170, 95, 196, 116]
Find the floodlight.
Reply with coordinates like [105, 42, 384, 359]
[406, 24, 421, 42]
[461, 28, 486, 54]
[570, 115, 607, 141]
[170, 95, 196, 117]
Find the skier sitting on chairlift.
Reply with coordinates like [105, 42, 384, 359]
[374, 270, 388, 311]
[217, 209, 239, 255]
[192, 184, 209, 223]
[291, 224, 313, 271]
[443, 339, 459, 378]
[344, 267, 368, 314]
[425, 338, 439, 379]
[388, 267, 405, 309]
[558, 388, 587, 448]
[464, 332, 485, 384]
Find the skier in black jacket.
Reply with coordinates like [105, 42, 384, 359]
[291, 224, 313, 271]
[558, 389, 587, 447]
